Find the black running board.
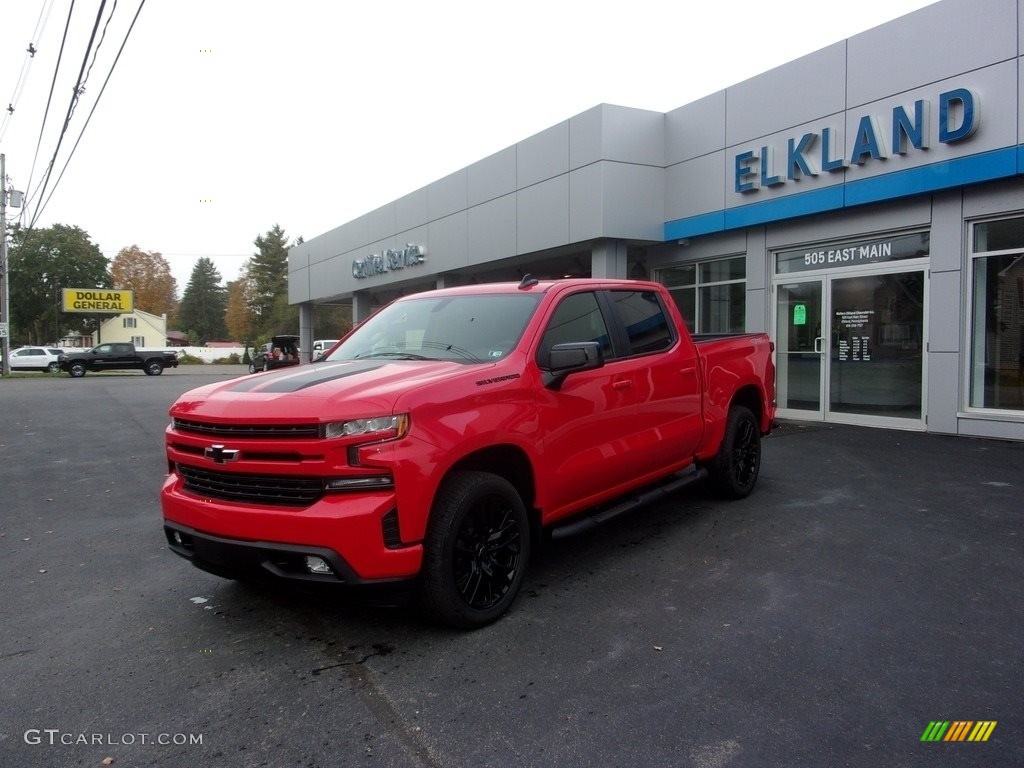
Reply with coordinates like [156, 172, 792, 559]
[549, 466, 708, 540]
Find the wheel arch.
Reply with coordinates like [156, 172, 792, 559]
[437, 445, 539, 545]
[697, 382, 768, 463]
[731, 384, 763, 426]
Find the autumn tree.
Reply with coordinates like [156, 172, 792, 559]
[225, 274, 258, 345]
[111, 245, 178, 316]
[177, 257, 227, 343]
[8, 224, 110, 344]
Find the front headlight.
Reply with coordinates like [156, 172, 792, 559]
[323, 414, 409, 441]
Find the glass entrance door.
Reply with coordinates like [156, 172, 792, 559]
[773, 269, 927, 427]
[775, 280, 824, 417]
[829, 271, 925, 423]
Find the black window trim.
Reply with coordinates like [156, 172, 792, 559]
[536, 288, 678, 369]
[596, 288, 678, 359]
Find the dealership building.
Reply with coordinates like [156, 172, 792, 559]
[289, 0, 1024, 441]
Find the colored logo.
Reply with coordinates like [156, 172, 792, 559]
[921, 721, 996, 742]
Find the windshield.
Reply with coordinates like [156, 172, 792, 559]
[327, 293, 542, 363]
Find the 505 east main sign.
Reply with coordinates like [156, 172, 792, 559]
[734, 88, 978, 194]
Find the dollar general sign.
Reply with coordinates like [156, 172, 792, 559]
[62, 289, 134, 313]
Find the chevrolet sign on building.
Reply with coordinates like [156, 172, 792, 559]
[62, 289, 134, 313]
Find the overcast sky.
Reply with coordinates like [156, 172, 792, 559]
[0, 0, 938, 292]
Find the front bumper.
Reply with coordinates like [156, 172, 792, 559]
[161, 473, 423, 582]
[163, 521, 413, 588]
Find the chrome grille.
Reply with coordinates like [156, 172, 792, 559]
[173, 418, 319, 439]
[178, 464, 323, 506]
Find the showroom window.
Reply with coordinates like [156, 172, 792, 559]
[969, 218, 1024, 412]
[658, 256, 746, 334]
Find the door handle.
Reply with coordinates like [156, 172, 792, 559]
[611, 379, 633, 391]
[813, 337, 823, 354]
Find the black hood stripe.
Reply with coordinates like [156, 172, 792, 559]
[228, 362, 386, 393]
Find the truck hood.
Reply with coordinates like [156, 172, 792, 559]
[170, 359, 487, 421]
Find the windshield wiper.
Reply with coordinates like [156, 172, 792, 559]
[353, 351, 434, 360]
[419, 341, 482, 362]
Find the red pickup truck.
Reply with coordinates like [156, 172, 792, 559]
[162, 278, 775, 627]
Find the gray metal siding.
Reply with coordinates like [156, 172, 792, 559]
[847, 0, 1016, 107]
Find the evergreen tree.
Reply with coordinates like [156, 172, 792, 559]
[248, 224, 291, 333]
[177, 257, 227, 343]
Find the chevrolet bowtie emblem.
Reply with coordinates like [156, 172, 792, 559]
[205, 444, 240, 464]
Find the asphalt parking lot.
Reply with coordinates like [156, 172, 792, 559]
[0, 370, 1021, 768]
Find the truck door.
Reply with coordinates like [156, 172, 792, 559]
[601, 289, 703, 474]
[92, 344, 116, 371]
[534, 290, 642, 518]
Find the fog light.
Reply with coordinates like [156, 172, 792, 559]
[304, 555, 333, 575]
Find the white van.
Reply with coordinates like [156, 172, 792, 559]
[312, 339, 339, 357]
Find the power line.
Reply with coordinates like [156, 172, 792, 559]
[34, 0, 146, 225]
[0, 0, 55, 145]
[28, 0, 108, 230]
[80, 0, 118, 97]
[24, 0, 78, 222]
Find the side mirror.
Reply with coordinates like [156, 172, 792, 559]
[541, 341, 604, 389]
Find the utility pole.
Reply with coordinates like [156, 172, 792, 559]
[1, 153, 10, 376]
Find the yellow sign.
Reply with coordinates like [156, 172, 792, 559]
[62, 288, 134, 314]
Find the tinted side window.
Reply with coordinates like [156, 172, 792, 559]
[607, 291, 674, 355]
[537, 292, 613, 367]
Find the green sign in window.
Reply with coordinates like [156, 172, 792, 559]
[793, 303, 807, 325]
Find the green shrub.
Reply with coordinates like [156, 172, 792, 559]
[212, 353, 242, 365]
[176, 352, 204, 365]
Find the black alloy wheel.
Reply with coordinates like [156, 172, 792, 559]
[453, 495, 522, 611]
[707, 405, 761, 499]
[421, 471, 530, 628]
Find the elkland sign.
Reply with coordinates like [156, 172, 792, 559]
[734, 88, 978, 194]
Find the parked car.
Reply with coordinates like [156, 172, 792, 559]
[163, 278, 776, 628]
[248, 335, 301, 373]
[2, 346, 65, 373]
[311, 339, 340, 358]
[58, 343, 179, 377]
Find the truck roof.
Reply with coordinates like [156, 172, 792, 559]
[401, 277, 663, 299]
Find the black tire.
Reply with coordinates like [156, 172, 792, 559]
[706, 405, 762, 499]
[68, 362, 87, 378]
[47, 361, 60, 373]
[263, 360, 270, 372]
[144, 360, 164, 376]
[248, 361, 258, 374]
[420, 471, 530, 629]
